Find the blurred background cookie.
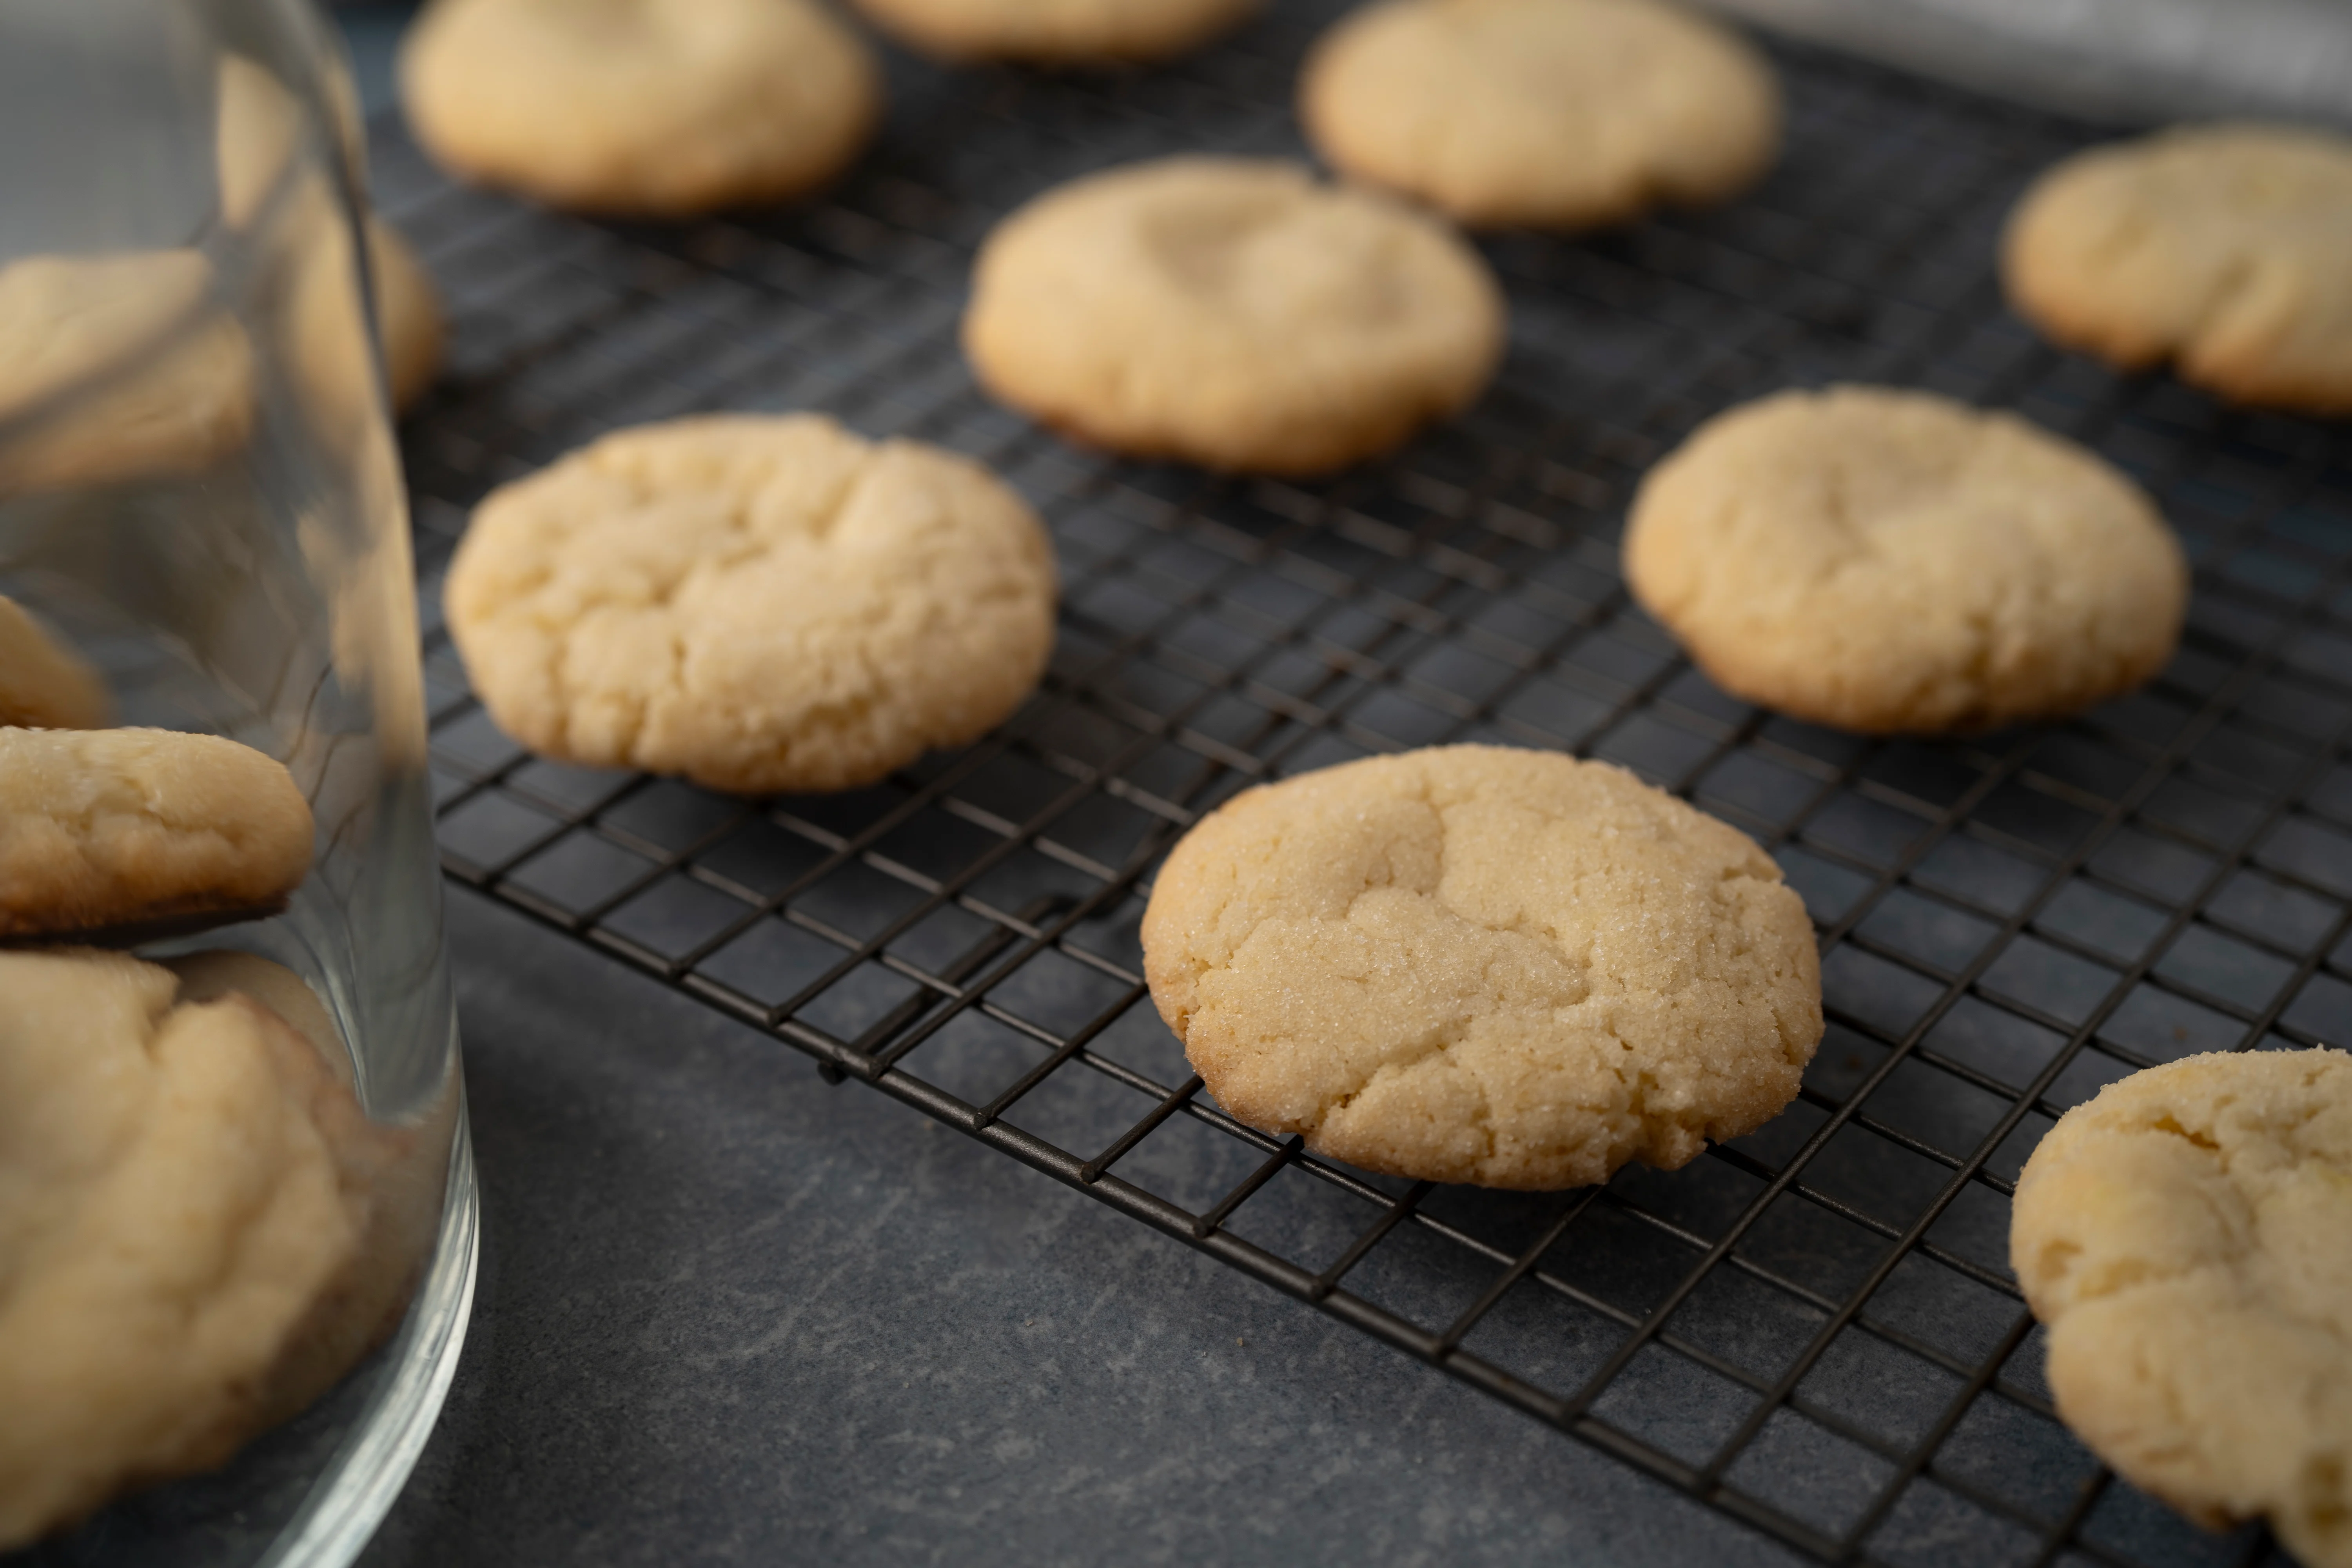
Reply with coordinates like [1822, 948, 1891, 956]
[0, 728, 314, 944]
[0, 597, 108, 731]
[0, 251, 252, 496]
[852, 0, 1257, 64]
[1300, 0, 1779, 230]
[2003, 123, 2352, 416]
[1141, 745, 1822, 1189]
[964, 157, 1504, 474]
[2011, 1048, 2351, 1568]
[443, 413, 1058, 795]
[1624, 385, 2187, 734]
[398, 0, 881, 218]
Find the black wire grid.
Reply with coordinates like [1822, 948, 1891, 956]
[379, 10, 2352, 1565]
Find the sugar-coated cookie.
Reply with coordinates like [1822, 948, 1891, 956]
[0, 949, 424, 1548]
[2003, 124, 2352, 416]
[852, 0, 1255, 63]
[0, 252, 251, 495]
[2011, 1049, 2351, 1568]
[445, 414, 1058, 795]
[399, 0, 881, 218]
[1301, 0, 1779, 230]
[1624, 386, 2187, 734]
[0, 598, 109, 731]
[0, 728, 315, 942]
[965, 158, 1505, 474]
[1141, 745, 1821, 1189]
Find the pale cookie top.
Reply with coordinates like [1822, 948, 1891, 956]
[962, 158, 1506, 475]
[2011, 1049, 2351, 1568]
[1300, 0, 1780, 230]
[0, 949, 367, 1548]
[444, 414, 1059, 795]
[2003, 124, 2352, 416]
[0, 597, 109, 731]
[851, 0, 1256, 63]
[0, 728, 315, 941]
[0, 251, 252, 495]
[1624, 386, 2187, 735]
[1140, 746, 1822, 1190]
[399, 0, 880, 217]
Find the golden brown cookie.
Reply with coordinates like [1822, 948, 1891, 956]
[444, 414, 1059, 794]
[0, 598, 109, 731]
[399, 0, 882, 218]
[2002, 123, 2352, 416]
[1623, 386, 2187, 734]
[1140, 745, 1821, 1189]
[0, 728, 315, 942]
[964, 157, 1506, 474]
[2011, 1049, 2351, 1568]
[1301, 0, 1780, 230]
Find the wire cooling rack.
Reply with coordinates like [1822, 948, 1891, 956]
[378, 8, 2352, 1563]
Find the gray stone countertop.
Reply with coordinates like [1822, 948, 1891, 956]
[361, 888, 1789, 1566]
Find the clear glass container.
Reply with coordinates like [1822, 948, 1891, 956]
[0, 2, 474, 1563]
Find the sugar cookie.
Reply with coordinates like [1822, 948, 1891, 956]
[851, 0, 1255, 62]
[0, 252, 251, 495]
[964, 157, 1505, 475]
[2011, 1048, 2351, 1568]
[1624, 386, 2187, 734]
[0, 948, 420, 1548]
[399, 0, 881, 218]
[0, 598, 109, 731]
[1141, 745, 1821, 1189]
[1301, 0, 1780, 230]
[444, 414, 1059, 795]
[2003, 124, 2352, 416]
[0, 728, 315, 942]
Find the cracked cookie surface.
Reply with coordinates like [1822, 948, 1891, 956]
[1623, 385, 2186, 735]
[0, 948, 414, 1548]
[445, 413, 1058, 795]
[0, 728, 313, 941]
[2011, 1049, 2352, 1568]
[1140, 745, 1821, 1189]
[963, 157, 1505, 475]
[1300, 0, 1779, 231]
[2002, 124, 2352, 416]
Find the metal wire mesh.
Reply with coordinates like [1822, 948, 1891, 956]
[380, 9, 2352, 1563]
